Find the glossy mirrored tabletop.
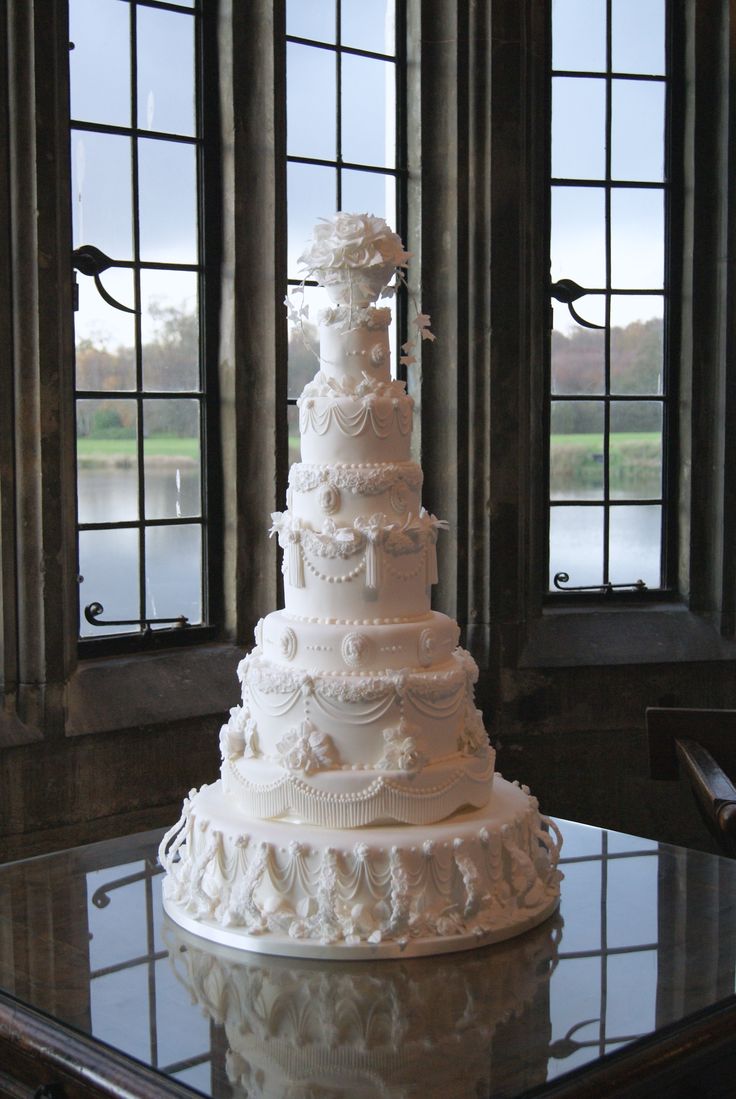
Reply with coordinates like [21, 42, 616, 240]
[1, 820, 735, 1098]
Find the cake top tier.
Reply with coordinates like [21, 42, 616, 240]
[297, 212, 410, 309]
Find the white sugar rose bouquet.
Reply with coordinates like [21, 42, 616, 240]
[299, 212, 410, 274]
[297, 212, 411, 308]
[286, 211, 435, 357]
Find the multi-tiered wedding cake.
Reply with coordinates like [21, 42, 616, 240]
[160, 214, 562, 958]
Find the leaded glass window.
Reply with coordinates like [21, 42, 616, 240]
[548, 0, 669, 597]
[70, 0, 210, 648]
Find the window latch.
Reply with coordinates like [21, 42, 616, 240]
[83, 601, 189, 634]
[550, 278, 605, 330]
[72, 244, 138, 315]
[553, 572, 648, 594]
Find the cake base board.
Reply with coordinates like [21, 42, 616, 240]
[162, 891, 559, 960]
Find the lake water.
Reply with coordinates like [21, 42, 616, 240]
[77, 468, 663, 637]
[77, 466, 202, 637]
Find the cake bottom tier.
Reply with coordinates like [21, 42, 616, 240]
[160, 778, 563, 959]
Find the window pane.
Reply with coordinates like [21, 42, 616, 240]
[154, 955, 212, 1072]
[146, 524, 202, 627]
[610, 401, 662, 500]
[77, 398, 138, 524]
[606, 857, 659, 947]
[143, 400, 201, 520]
[612, 80, 665, 182]
[72, 132, 133, 260]
[70, 0, 130, 127]
[610, 189, 664, 289]
[140, 270, 200, 391]
[612, 0, 665, 75]
[79, 528, 140, 637]
[138, 139, 198, 263]
[552, 0, 606, 72]
[90, 965, 151, 1061]
[552, 77, 606, 180]
[610, 300, 664, 394]
[551, 401, 605, 499]
[341, 55, 395, 168]
[550, 505, 604, 588]
[287, 162, 337, 278]
[555, 859, 602, 951]
[342, 0, 395, 54]
[87, 862, 148, 970]
[288, 284, 328, 398]
[75, 268, 137, 389]
[286, 0, 335, 43]
[609, 504, 661, 585]
[288, 403, 301, 467]
[341, 170, 396, 227]
[551, 186, 606, 288]
[552, 320, 605, 395]
[287, 42, 336, 160]
[137, 6, 195, 137]
[606, 950, 658, 1034]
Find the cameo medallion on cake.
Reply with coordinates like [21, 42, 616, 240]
[279, 627, 297, 661]
[318, 482, 341, 515]
[418, 626, 438, 667]
[341, 631, 373, 668]
[389, 482, 410, 514]
[370, 342, 386, 366]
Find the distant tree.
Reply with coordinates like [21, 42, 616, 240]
[551, 317, 663, 433]
[75, 303, 200, 438]
[288, 321, 319, 393]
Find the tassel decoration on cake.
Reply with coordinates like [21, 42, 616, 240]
[288, 530, 305, 588]
[354, 514, 385, 591]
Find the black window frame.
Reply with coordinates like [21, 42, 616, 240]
[545, 0, 678, 607]
[70, 0, 223, 660]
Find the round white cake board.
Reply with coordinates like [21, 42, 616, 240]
[162, 891, 560, 961]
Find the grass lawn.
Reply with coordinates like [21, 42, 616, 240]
[77, 436, 199, 462]
[551, 431, 660, 448]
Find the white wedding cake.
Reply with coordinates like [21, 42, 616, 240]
[160, 214, 562, 958]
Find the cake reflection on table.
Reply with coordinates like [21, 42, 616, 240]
[163, 911, 563, 1098]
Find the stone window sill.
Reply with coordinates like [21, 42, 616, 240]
[65, 643, 244, 737]
[519, 604, 736, 669]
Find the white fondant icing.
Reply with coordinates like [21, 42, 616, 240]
[260, 610, 461, 672]
[162, 213, 562, 959]
[160, 778, 562, 953]
[299, 395, 414, 465]
[221, 752, 495, 828]
[289, 461, 423, 527]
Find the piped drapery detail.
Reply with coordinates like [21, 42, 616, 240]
[270, 510, 448, 592]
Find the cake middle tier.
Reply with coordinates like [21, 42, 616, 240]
[270, 509, 445, 620]
[298, 392, 413, 464]
[258, 609, 461, 673]
[288, 461, 423, 526]
[234, 646, 487, 765]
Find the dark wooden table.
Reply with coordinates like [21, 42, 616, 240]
[0, 820, 735, 1098]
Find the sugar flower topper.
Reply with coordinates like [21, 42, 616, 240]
[297, 212, 411, 276]
[287, 211, 434, 353]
